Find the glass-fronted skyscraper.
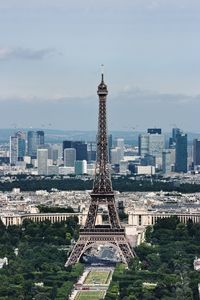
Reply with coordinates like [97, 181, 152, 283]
[175, 132, 187, 173]
[9, 131, 26, 164]
[10, 136, 18, 165]
[27, 131, 44, 158]
[16, 131, 26, 161]
[63, 141, 87, 161]
[193, 139, 200, 167]
[37, 148, 48, 175]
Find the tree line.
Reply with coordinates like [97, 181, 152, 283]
[0, 176, 200, 193]
[0, 217, 83, 300]
[106, 217, 200, 299]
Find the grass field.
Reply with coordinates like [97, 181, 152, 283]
[84, 270, 111, 285]
[75, 291, 105, 300]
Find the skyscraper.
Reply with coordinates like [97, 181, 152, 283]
[148, 133, 165, 167]
[74, 160, 87, 175]
[147, 128, 162, 134]
[193, 139, 200, 167]
[162, 150, 171, 174]
[175, 132, 187, 173]
[63, 141, 87, 161]
[169, 128, 181, 148]
[37, 131, 45, 146]
[172, 128, 181, 140]
[139, 129, 164, 168]
[9, 131, 26, 164]
[10, 136, 18, 165]
[64, 148, 76, 167]
[87, 142, 96, 162]
[27, 131, 45, 158]
[27, 131, 37, 158]
[37, 149, 48, 175]
[16, 131, 26, 161]
[138, 134, 149, 156]
[111, 148, 121, 164]
[73, 141, 87, 160]
[116, 138, 124, 160]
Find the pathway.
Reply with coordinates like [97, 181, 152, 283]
[69, 266, 114, 300]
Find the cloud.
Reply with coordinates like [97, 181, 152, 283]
[0, 87, 200, 131]
[113, 87, 200, 104]
[0, 47, 59, 61]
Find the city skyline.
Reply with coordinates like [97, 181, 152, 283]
[0, 0, 200, 131]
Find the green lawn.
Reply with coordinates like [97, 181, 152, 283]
[84, 270, 111, 285]
[75, 291, 105, 300]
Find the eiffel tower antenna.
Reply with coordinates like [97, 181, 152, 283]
[101, 63, 104, 76]
[65, 71, 134, 267]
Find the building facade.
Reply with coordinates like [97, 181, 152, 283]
[28, 131, 45, 159]
[175, 132, 187, 173]
[37, 149, 48, 175]
[162, 149, 171, 174]
[74, 160, 87, 175]
[63, 141, 87, 161]
[193, 139, 200, 167]
[9, 136, 18, 165]
[64, 148, 76, 167]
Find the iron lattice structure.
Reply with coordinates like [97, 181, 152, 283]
[65, 73, 134, 267]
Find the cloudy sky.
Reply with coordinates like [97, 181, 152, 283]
[0, 0, 200, 132]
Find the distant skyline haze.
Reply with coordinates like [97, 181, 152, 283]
[0, 0, 200, 131]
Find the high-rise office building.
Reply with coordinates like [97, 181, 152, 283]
[73, 142, 87, 160]
[38, 144, 51, 160]
[27, 131, 37, 158]
[138, 134, 149, 156]
[9, 131, 26, 164]
[87, 142, 96, 162]
[119, 161, 129, 174]
[172, 128, 181, 140]
[37, 149, 48, 175]
[111, 147, 122, 164]
[37, 131, 45, 146]
[63, 141, 87, 161]
[169, 128, 181, 148]
[10, 136, 18, 165]
[162, 150, 171, 174]
[50, 144, 62, 162]
[148, 133, 165, 167]
[63, 140, 72, 153]
[74, 160, 87, 175]
[27, 131, 45, 158]
[64, 148, 76, 167]
[141, 154, 156, 166]
[147, 128, 162, 134]
[116, 138, 124, 160]
[139, 129, 164, 168]
[193, 139, 200, 166]
[175, 132, 187, 173]
[51, 149, 58, 163]
[16, 131, 26, 161]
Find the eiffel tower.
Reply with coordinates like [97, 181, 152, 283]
[65, 70, 134, 267]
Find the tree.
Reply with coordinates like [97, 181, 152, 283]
[145, 226, 152, 243]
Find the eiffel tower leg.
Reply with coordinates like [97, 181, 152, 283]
[65, 236, 89, 267]
[65, 234, 135, 268]
[107, 199, 121, 228]
[118, 239, 135, 264]
[84, 201, 98, 229]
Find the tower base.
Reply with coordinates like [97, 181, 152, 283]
[65, 230, 135, 267]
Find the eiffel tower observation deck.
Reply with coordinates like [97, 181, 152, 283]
[65, 69, 134, 267]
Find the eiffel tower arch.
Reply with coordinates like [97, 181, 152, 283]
[65, 70, 135, 267]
